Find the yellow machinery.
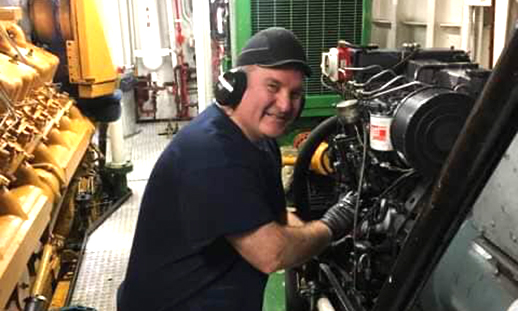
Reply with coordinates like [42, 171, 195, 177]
[0, 2, 119, 309]
[30, 0, 117, 98]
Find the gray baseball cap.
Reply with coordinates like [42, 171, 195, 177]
[237, 27, 312, 77]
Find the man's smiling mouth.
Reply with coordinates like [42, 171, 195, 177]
[265, 111, 290, 121]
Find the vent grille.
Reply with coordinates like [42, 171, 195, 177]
[251, 0, 363, 95]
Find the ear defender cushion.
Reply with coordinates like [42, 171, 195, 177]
[214, 69, 247, 108]
[295, 96, 305, 120]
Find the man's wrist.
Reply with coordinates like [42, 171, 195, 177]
[314, 220, 333, 242]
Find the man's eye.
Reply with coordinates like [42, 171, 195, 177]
[267, 84, 279, 92]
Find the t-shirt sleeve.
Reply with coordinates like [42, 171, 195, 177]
[179, 165, 275, 246]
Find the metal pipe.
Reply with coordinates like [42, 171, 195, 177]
[108, 118, 126, 165]
[180, 0, 192, 24]
[338, 64, 383, 73]
[117, 0, 127, 66]
[367, 81, 425, 100]
[461, 4, 471, 51]
[373, 28, 518, 311]
[358, 75, 407, 96]
[31, 243, 55, 296]
[476, 7, 484, 63]
[165, 0, 177, 67]
[351, 69, 397, 88]
[488, 0, 496, 68]
[127, 0, 136, 65]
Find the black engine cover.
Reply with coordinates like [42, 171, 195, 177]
[391, 87, 474, 177]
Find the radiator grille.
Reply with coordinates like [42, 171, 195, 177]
[251, 0, 363, 95]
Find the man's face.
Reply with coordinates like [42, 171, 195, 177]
[230, 65, 304, 141]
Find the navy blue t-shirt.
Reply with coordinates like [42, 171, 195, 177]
[119, 104, 286, 311]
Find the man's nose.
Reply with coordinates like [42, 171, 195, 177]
[276, 92, 292, 113]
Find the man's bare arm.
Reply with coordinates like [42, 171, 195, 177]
[226, 220, 331, 274]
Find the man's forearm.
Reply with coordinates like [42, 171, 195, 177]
[277, 220, 332, 269]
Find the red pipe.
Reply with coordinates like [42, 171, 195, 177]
[173, 0, 190, 119]
[173, 0, 184, 46]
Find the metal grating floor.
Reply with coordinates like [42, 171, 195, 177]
[69, 122, 175, 311]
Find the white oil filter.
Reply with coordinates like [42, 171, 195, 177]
[370, 114, 393, 151]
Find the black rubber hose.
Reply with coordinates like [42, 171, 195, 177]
[292, 115, 339, 220]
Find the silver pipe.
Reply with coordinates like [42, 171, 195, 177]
[117, 0, 128, 66]
[338, 64, 383, 73]
[359, 75, 408, 96]
[368, 81, 425, 99]
[476, 7, 484, 63]
[181, 0, 192, 24]
[127, 0, 137, 62]
[351, 69, 398, 87]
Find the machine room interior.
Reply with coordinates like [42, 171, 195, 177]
[0, 1, 518, 311]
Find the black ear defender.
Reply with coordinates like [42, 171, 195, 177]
[295, 95, 306, 120]
[214, 68, 247, 108]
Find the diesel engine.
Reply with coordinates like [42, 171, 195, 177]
[287, 42, 491, 311]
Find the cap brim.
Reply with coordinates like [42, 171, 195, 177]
[258, 60, 312, 77]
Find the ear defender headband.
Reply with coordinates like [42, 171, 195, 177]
[214, 68, 247, 108]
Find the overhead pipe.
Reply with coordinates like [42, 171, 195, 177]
[180, 0, 192, 25]
[127, 0, 136, 65]
[373, 28, 518, 311]
[460, 4, 472, 52]
[165, 0, 177, 67]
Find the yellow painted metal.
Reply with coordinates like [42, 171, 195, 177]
[0, 3, 107, 306]
[310, 142, 334, 175]
[49, 279, 71, 309]
[282, 155, 297, 166]
[68, 0, 116, 98]
[281, 142, 333, 175]
[78, 80, 117, 98]
[0, 87, 94, 307]
[0, 186, 52, 307]
[0, 53, 38, 102]
[0, 21, 59, 86]
[0, 7, 22, 22]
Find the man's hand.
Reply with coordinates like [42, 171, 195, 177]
[319, 193, 356, 241]
[286, 209, 305, 227]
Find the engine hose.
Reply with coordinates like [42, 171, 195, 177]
[292, 116, 338, 220]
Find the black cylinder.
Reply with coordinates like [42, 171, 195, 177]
[391, 87, 474, 177]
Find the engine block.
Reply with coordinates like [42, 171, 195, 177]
[0, 22, 95, 308]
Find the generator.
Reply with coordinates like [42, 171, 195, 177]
[286, 37, 518, 311]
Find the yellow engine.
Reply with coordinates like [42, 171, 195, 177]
[0, 20, 95, 309]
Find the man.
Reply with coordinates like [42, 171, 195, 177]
[119, 27, 353, 311]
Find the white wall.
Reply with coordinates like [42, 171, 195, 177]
[96, 0, 199, 120]
[370, 0, 505, 69]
